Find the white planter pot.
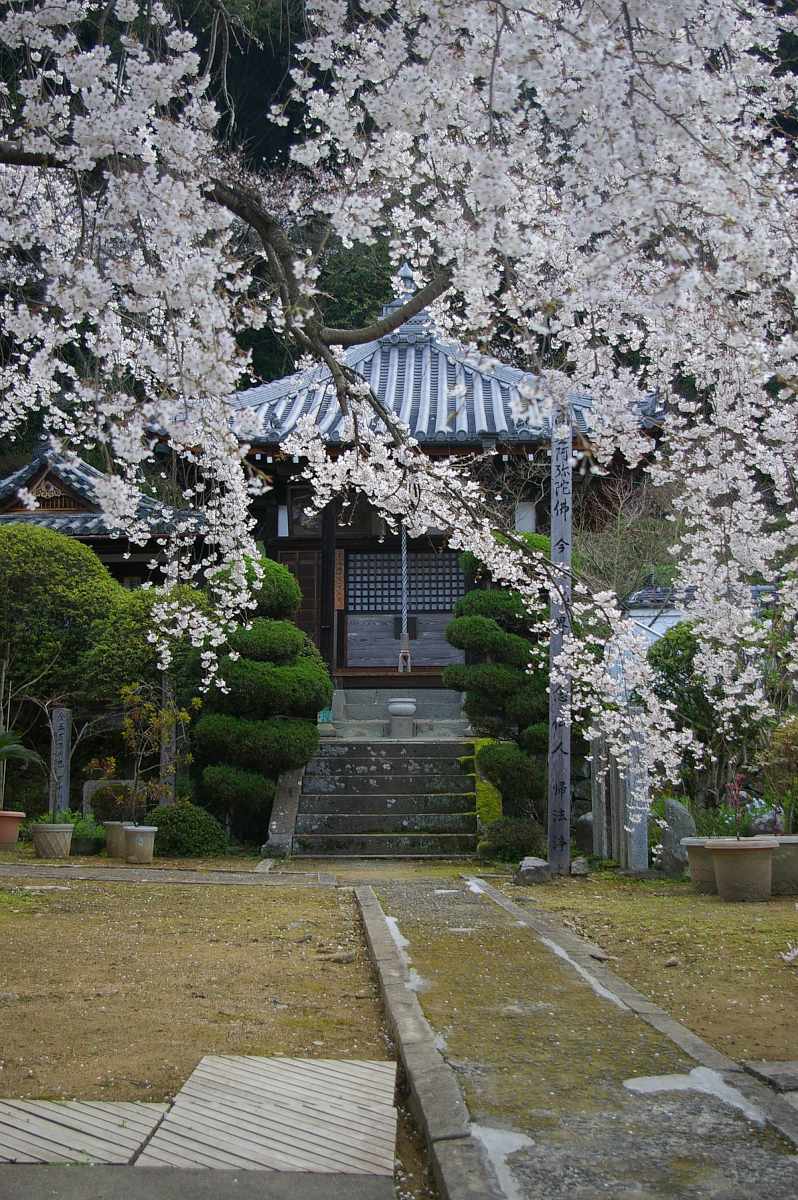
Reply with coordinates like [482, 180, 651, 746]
[124, 825, 158, 865]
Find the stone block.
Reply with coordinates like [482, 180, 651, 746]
[430, 1136, 503, 1200]
[570, 856, 589, 876]
[513, 856, 551, 883]
[744, 1061, 798, 1092]
[659, 796, 696, 874]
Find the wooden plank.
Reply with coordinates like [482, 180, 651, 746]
[5, 1100, 148, 1148]
[167, 1095, 395, 1172]
[157, 1108, 368, 1173]
[177, 1069, 397, 1134]
[172, 1088, 396, 1147]
[0, 1100, 163, 1164]
[197, 1055, 396, 1106]
[141, 1055, 398, 1174]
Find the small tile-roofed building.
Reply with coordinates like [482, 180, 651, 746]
[0, 446, 194, 588]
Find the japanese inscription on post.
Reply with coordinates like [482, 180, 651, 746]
[547, 403, 572, 873]
[49, 705, 72, 816]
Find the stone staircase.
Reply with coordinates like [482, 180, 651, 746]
[292, 740, 477, 857]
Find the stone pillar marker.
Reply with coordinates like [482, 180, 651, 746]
[49, 705, 72, 816]
[547, 397, 572, 874]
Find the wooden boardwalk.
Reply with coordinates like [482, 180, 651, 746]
[0, 1101, 167, 1163]
[137, 1056, 397, 1174]
[0, 1058, 397, 1173]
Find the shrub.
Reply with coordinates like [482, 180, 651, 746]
[216, 656, 333, 720]
[202, 765, 276, 842]
[150, 802, 228, 857]
[452, 587, 528, 631]
[195, 556, 330, 841]
[88, 782, 140, 823]
[229, 619, 307, 664]
[0, 523, 120, 707]
[193, 713, 319, 774]
[477, 817, 546, 862]
[477, 742, 545, 820]
[252, 558, 302, 619]
[462, 738, 503, 828]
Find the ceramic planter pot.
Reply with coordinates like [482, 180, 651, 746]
[772, 835, 798, 896]
[124, 825, 158, 865]
[103, 821, 129, 858]
[680, 837, 716, 894]
[706, 837, 778, 902]
[32, 823, 73, 859]
[0, 810, 26, 847]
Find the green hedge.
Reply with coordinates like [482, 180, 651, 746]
[445, 615, 531, 668]
[151, 802, 228, 857]
[216, 657, 333, 719]
[229, 618, 306, 664]
[477, 817, 546, 862]
[193, 713, 319, 774]
[453, 588, 528, 630]
[253, 558, 302, 618]
[202, 764, 276, 816]
[477, 742, 545, 820]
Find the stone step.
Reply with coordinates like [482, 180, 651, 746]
[295, 812, 478, 835]
[292, 833, 478, 856]
[301, 772, 475, 796]
[317, 741, 474, 760]
[299, 792, 476, 815]
[305, 757, 471, 778]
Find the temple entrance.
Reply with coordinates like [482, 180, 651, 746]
[343, 549, 466, 669]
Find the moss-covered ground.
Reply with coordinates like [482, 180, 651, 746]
[377, 880, 798, 1198]
[504, 872, 798, 1062]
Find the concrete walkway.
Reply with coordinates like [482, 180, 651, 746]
[0, 1167, 392, 1200]
[375, 877, 798, 1199]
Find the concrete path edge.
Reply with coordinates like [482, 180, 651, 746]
[355, 885, 503, 1200]
[471, 875, 798, 1151]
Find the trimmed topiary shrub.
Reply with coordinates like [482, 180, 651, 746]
[443, 548, 549, 821]
[477, 742, 544, 820]
[477, 816, 546, 862]
[150, 801, 228, 857]
[202, 765, 276, 838]
[229, 619, 306, 665]
[214, 656, 332, 720]
[194, 556, 331, 842]
[193, 713, 318, 775]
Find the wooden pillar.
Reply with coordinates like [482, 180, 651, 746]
[319, 501, 337, 673]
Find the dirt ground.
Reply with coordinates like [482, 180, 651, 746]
[0, 878, 436, 1199]
[504, 872, 798, 1063]
[0, 845, 261, 872]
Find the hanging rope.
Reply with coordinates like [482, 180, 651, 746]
[398, 523, 412, 672]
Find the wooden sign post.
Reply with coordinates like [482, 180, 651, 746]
[547, 398, 572, 874]
[49, 705, 72, 817]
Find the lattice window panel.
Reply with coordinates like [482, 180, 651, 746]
[346, 551, 465, 613]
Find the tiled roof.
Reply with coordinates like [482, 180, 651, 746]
[231, 266, 662, 447]
[0, 448, 192, 537]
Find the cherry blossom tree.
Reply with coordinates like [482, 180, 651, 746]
[0, 0, 796, 808]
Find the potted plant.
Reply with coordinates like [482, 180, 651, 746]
[705, 776, 777, 902]
[0, 730, 42, 846]
[69, 813, 106, 855]
[31, 808, 74, 858]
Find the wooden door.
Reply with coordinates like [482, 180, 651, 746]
[276, 549, 320, 645]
